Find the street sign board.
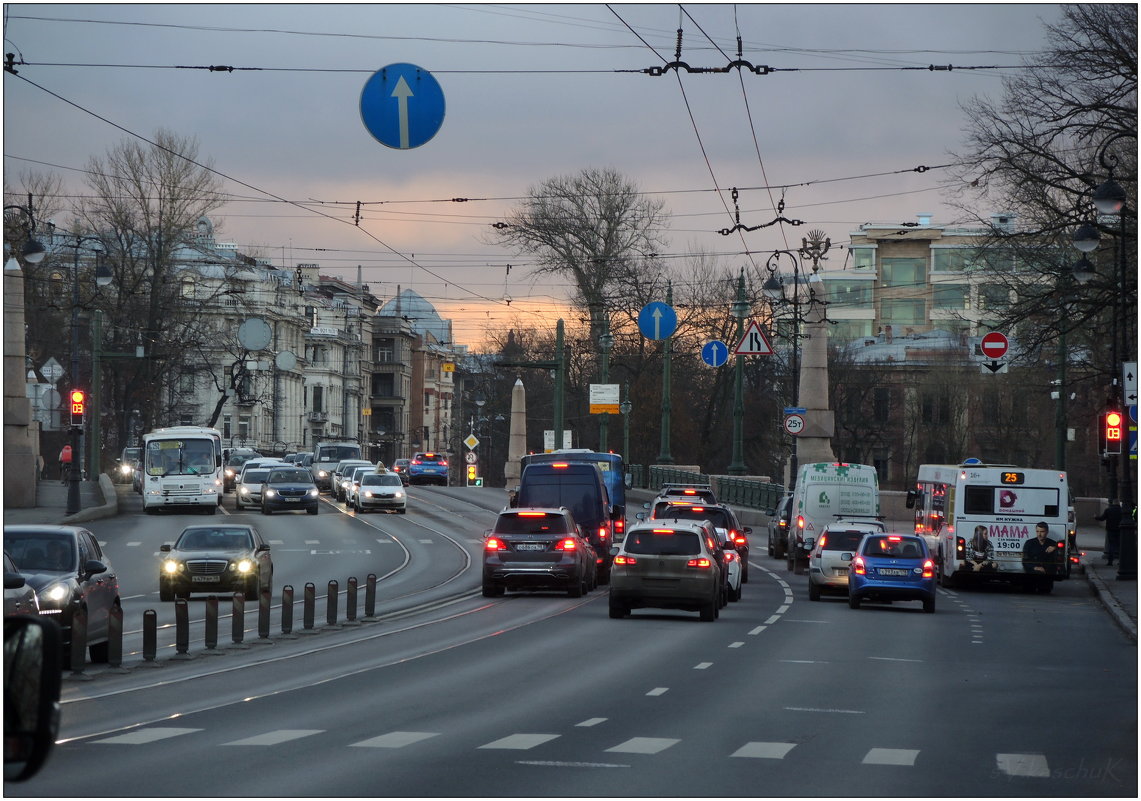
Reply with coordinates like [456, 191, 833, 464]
[783, 413, 805, 436]
[701, 340, 730, 368]
[543, 430, 573, 452]
[1124, 361, 1137, 405]
[464, 451, 478, 465]
[637, 302, 678, 341]
[980, 331, 1009, 360]
[783, 407, 806, 415]
[463, 434, 479, 450]
[589, 383, 620, 414]
[360, 63, 446, 150]
[734, 321, 775, 356]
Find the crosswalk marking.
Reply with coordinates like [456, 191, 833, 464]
[694, 662, 713, 670]
[126, 541, 142, 547]
[576, 718, 607, 727]
[223, 729, 323, 746]
[93, 727, 201, 745]
[607, 737, 679, 755]
[479, 734, 560, 750]
[351, 731, 439, 748]
[646, 687, 668, 696]
[863, 748, 919, 766]
[731, 742, 797, 759]
[996, 753, 1050, 777]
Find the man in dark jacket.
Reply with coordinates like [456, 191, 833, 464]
[1095, 499, 1123, 565]
[1022, 522, 1060, 575]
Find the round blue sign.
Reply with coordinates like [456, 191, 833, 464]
[638, 302, 678, 341]
[360, 63, 446, 150]
[701, 340, 729, 368]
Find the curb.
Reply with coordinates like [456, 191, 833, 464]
[1085, 563, 1137, 644]
[60, 473, 119, 524]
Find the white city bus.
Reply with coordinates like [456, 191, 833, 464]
[907, 463, 1070, 591]
[141, 426, 224, 514]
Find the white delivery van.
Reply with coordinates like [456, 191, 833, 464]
[787, 462, 880, 571]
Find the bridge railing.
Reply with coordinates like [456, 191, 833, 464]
[630, 465, 785, 512]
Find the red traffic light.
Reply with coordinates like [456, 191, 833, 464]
[1102, 409, 1124, 454]
[69, 389, 86, 426]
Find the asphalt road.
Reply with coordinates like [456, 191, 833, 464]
[7, 487, 1137, 798]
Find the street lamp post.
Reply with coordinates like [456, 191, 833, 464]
[728, 271, 749, 475]
[598, 326, 613, 452]
[620, 386, 632, 466]
[1072, 130, 1136, 580]
[65, 235, 105, 515]
[763, 252, 805, 489]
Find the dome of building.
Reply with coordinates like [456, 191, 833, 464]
[377, 288, 452, 343]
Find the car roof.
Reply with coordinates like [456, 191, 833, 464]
[627, 519, 710, 534]
[180, 523, 256, 533]
[3, 524, 89, 536]
[823, 521, 883, 533]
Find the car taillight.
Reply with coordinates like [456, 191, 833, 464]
[922, 559, 934, 578]
[730, 530, 745, 545]
[853, 556, 866, 575]
[412, 460, 422, 465]
[686, 558, 712, 569]
[614, 518, 625, 535]
[485, 537, 507, 551]
[724, 552, 736, 562]
[818, 533, 828, 549]
[796, 515, 805, 530]
[614, 554, 636, 566]
[554, 538, 576, 551]
[439, 460, 447, 466]
[887, 535, 902, 541]
[955, 537, 965, 557]
[598, 526, 608, 540]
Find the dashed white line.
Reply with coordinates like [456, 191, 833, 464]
[576, 718, 607, 728]
[776, 604, 790, 614]
[748, 625, 767, 635]
[351, 731, 438, 748]
[479, 734, 560, 750]
[606, 737, 679, 755]
[728, 642, 744, 649]
[785, 706, 864, 714]
[731, 742, 797, 759]
[868, 656, 923, 663]
[646, 687, 669, 697]
[93, 727, 201, 745]
[764, 615, 781, 625]
[863, 748, 919, 766]
[694, 662, 713, 670]
[224, 729, 323, 746]
[996, 753, 1050, 777]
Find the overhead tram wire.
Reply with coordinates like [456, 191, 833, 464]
[3, 71, 556, 324]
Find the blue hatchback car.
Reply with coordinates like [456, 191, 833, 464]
[848, 533, 936, 613]
[408, 452, 449, 486]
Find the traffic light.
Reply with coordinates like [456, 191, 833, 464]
[1104, 409, 1124, 455]
[466, 464, 478, 485]
[69, 389, 86, 427]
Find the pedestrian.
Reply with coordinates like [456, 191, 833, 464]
[1094, 498, 1123, 566]
[58, 443, 73, 484]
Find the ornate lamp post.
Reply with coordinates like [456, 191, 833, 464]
[620, 387, 632, 465]
[728, 271, 749, 475]
[598, 327, 613, 452]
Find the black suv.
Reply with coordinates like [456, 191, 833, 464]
[482, 508, 596, 597]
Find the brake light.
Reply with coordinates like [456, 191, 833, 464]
[853, 556, 866, 575]
[955, 537, 966, 557]
[485, 537, 507, 551]
[518, 512, 546, 517]
[686, 558, 712, 569]
[922, 559, 934, 578]
[598, 526, 609, 540]
[689, 506, 705, 513]
[683, 489, 697, 495]
[554, 538, 577, 551]
[614, 518, 625, 535]
[818, 533, 828, 549]
[412, 459, 422, 465]
[796, 515, 805, 530]
[724, 552, 736, 562]
[552, 463, 569, 468]
[888, 535, 902, 541]
[439, 460, 448, 466]
[652, 529, 674, 534]
[614, 554, 636, 565]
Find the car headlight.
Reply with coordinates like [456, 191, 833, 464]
[236, 559, 254, 574]
[163, 560, 181, 574]
[239, 487, 249, 495]
[394, 491, 404, 498]
[225, 469, 236, 478]
[318, 470, 328, 478]
[308, 488, 319, 497]
[42, 583, 69, 604]
[264, 489, 277, 498]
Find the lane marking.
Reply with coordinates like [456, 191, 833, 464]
[995, 753, 1050, 778]
[694, 662, 713, 670]
[517, 760, 628, 768]
[606, 737, 679, 755]
[576, 718, 607, 727]
[126, 541, 142, 547]
[731, 742, 797, 759]
[351, 731, 439, 748]
[728, 642, 744, 649]
[764, 615, 781, 625]
[748, 625, 767, 635]
[223, 729, 323, 746]
[863, 748, 919, 766]
[785, 706, 864, 714]
[776, 604, 790, 614]
[868, 656, 923, 663]
[646, 687, 668, 696]
[479, 733, 560, 750]
[93, 727, 201, 744]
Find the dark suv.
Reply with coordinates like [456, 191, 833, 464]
[482, 508, 596, 597]
[648, 500, 751, 583]
[515, 461, 614, 582]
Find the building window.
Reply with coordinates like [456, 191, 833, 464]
[179, 416, 192, 426]
[979, 284, 1010, 310]
[372, 373, 395, 397]
[375, 338, 394, 362]
[424, 391, 431, 411]
[921, 393, 951, 424]
[881, 298, 925, 325]
[180, 278, 196, 299]
[881, 258, 925, 288]
[222, 414, 232, 440]
[312, 385, 324, 413]
[830, 320, 873, 341]
[829, 280, 874, 308]
[873, 387, 890, 422]
[932, 284, 969, 310]
[238, 415, 251, 441]
[851, 247, 876, 270]
[932, 248, 977, 273]
[179, 372, 195, 393]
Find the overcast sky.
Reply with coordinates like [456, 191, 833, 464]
[3, 3, 1064, 345]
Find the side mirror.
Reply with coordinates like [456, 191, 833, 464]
[482, 528, 492, 539]
[635, 512, 646, 521]
[841, 553, 853, 562]
[765, 508, 775, 516]
[4, 616, 62, 782]
[160, 544, 172, 553]
[642, 502, 650, 510]
[905, 489, 918, 509]
[256, 544, 271, 552]
[83, 559, 108, 578]
[802, 537, 815, 551]
[743, 527, 753, 536]
[609, 546, 620, 557]
[5, 573, 26, 590]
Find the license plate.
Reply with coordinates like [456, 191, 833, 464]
[283, 497, 299, 502]
[192, 575, 221, 583]
[833, 568, 849, 576]
[878, 568, 911, 577]
[516, 543, 545, 551]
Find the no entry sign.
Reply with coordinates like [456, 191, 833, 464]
[980, 332, 1009, 360]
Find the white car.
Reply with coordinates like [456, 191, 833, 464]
[344, 466, 377, 508]
[235, 461, 288, 510]
[713, 526, 743, 602]
[354, 471, 407, 514]
[806, 522, 884, 600]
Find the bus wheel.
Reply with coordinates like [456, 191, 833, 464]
[1037, 578, 1054, 594]
[939, 567, 957, 589]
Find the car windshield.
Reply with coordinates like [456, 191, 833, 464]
[362, 474, 402, 487]
[177, 528, 254, 550]
[624, 529, 701, 556]
[864, 537, 924, 559]
[5, 532, 77, 572]
[317, 445, 361, 462]
[241, 469, 271, 484]
[268, 470, 312, 483]
[496, 514, 570, 536]
[822, 530, 865, 550]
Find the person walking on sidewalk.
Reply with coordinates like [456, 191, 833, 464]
[58, 443, 73, 485]
[1095, 498, 1123, 566]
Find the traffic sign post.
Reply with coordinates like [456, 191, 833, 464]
[783, 413, 805, 436]
[360, 63, 446, 150]
[980, 331, 1009, 373]
[637, 302, 678, 341]
[701, 340, 729, 368]
[734, 321, 774, 356]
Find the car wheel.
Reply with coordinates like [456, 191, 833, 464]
[207, 504, 217, 515]
[568, 577, 584, 598]
[262, 503, 271, 515]
[923, 596, 936, 613]
[808, 580, 821, 601]
[308, 504, 318, 515]
[786, 548, 795, 572]
[742, 562, 749, 583]
[848, 593, 861, 609]
[939, 566, 957, 588]
[767, 536, 775, 558]
[700, 599, 717, 622]
[398, 507, 407, 514]
[608, 599, 628, 619]
[728, 582, 741, 602]
[159, 581, 173, 602]
[235, 498, 243, 510]
[720, 585, 728, 608]
[482, 583, 504, 598]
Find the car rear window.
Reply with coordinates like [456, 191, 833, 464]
[821, 530, 865, 550]
[654, 504, 730, 528]
[495, 513, 570, 535]
[624, 529, 701, 556]
[863, 536, 924, 559]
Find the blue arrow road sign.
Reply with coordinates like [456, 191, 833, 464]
[638, 302, 678, 341]
[701, 340, 729, 367]
[360, 63, 446, 150]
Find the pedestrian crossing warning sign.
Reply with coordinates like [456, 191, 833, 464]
[734, 322, 774, 356]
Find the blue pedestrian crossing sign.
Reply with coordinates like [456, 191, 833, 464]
[360, 63, 446, 150]
[638, 302, 678, 341]
[734, 321, 774, 355]
[701, 340, 730, 367]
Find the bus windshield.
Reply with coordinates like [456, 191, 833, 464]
[146, 439, 216, 477]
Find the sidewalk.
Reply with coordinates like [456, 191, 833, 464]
[1077, 525, 1138, 643]
[2, 474, 118, 526]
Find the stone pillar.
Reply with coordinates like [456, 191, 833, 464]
[4, 260, 37, 507]
[796, 274, 836, 466]
[503, 378, 526, 485]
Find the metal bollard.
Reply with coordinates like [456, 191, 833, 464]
[203, 596, 223, 654]
[106, 604, 129, 672]
[280, 585, 297, 638]
[300, 582, 317, 634]
[326, 580, 340, 628]
[230, 592, 249, 649]
[255, 585, 273, 643]
[344, 577, 360, 625]
[173, 598, 192, 659]
[140, 609, 162, 667]
[68, 605, 90, 679]
[364, 573, 378, 620]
